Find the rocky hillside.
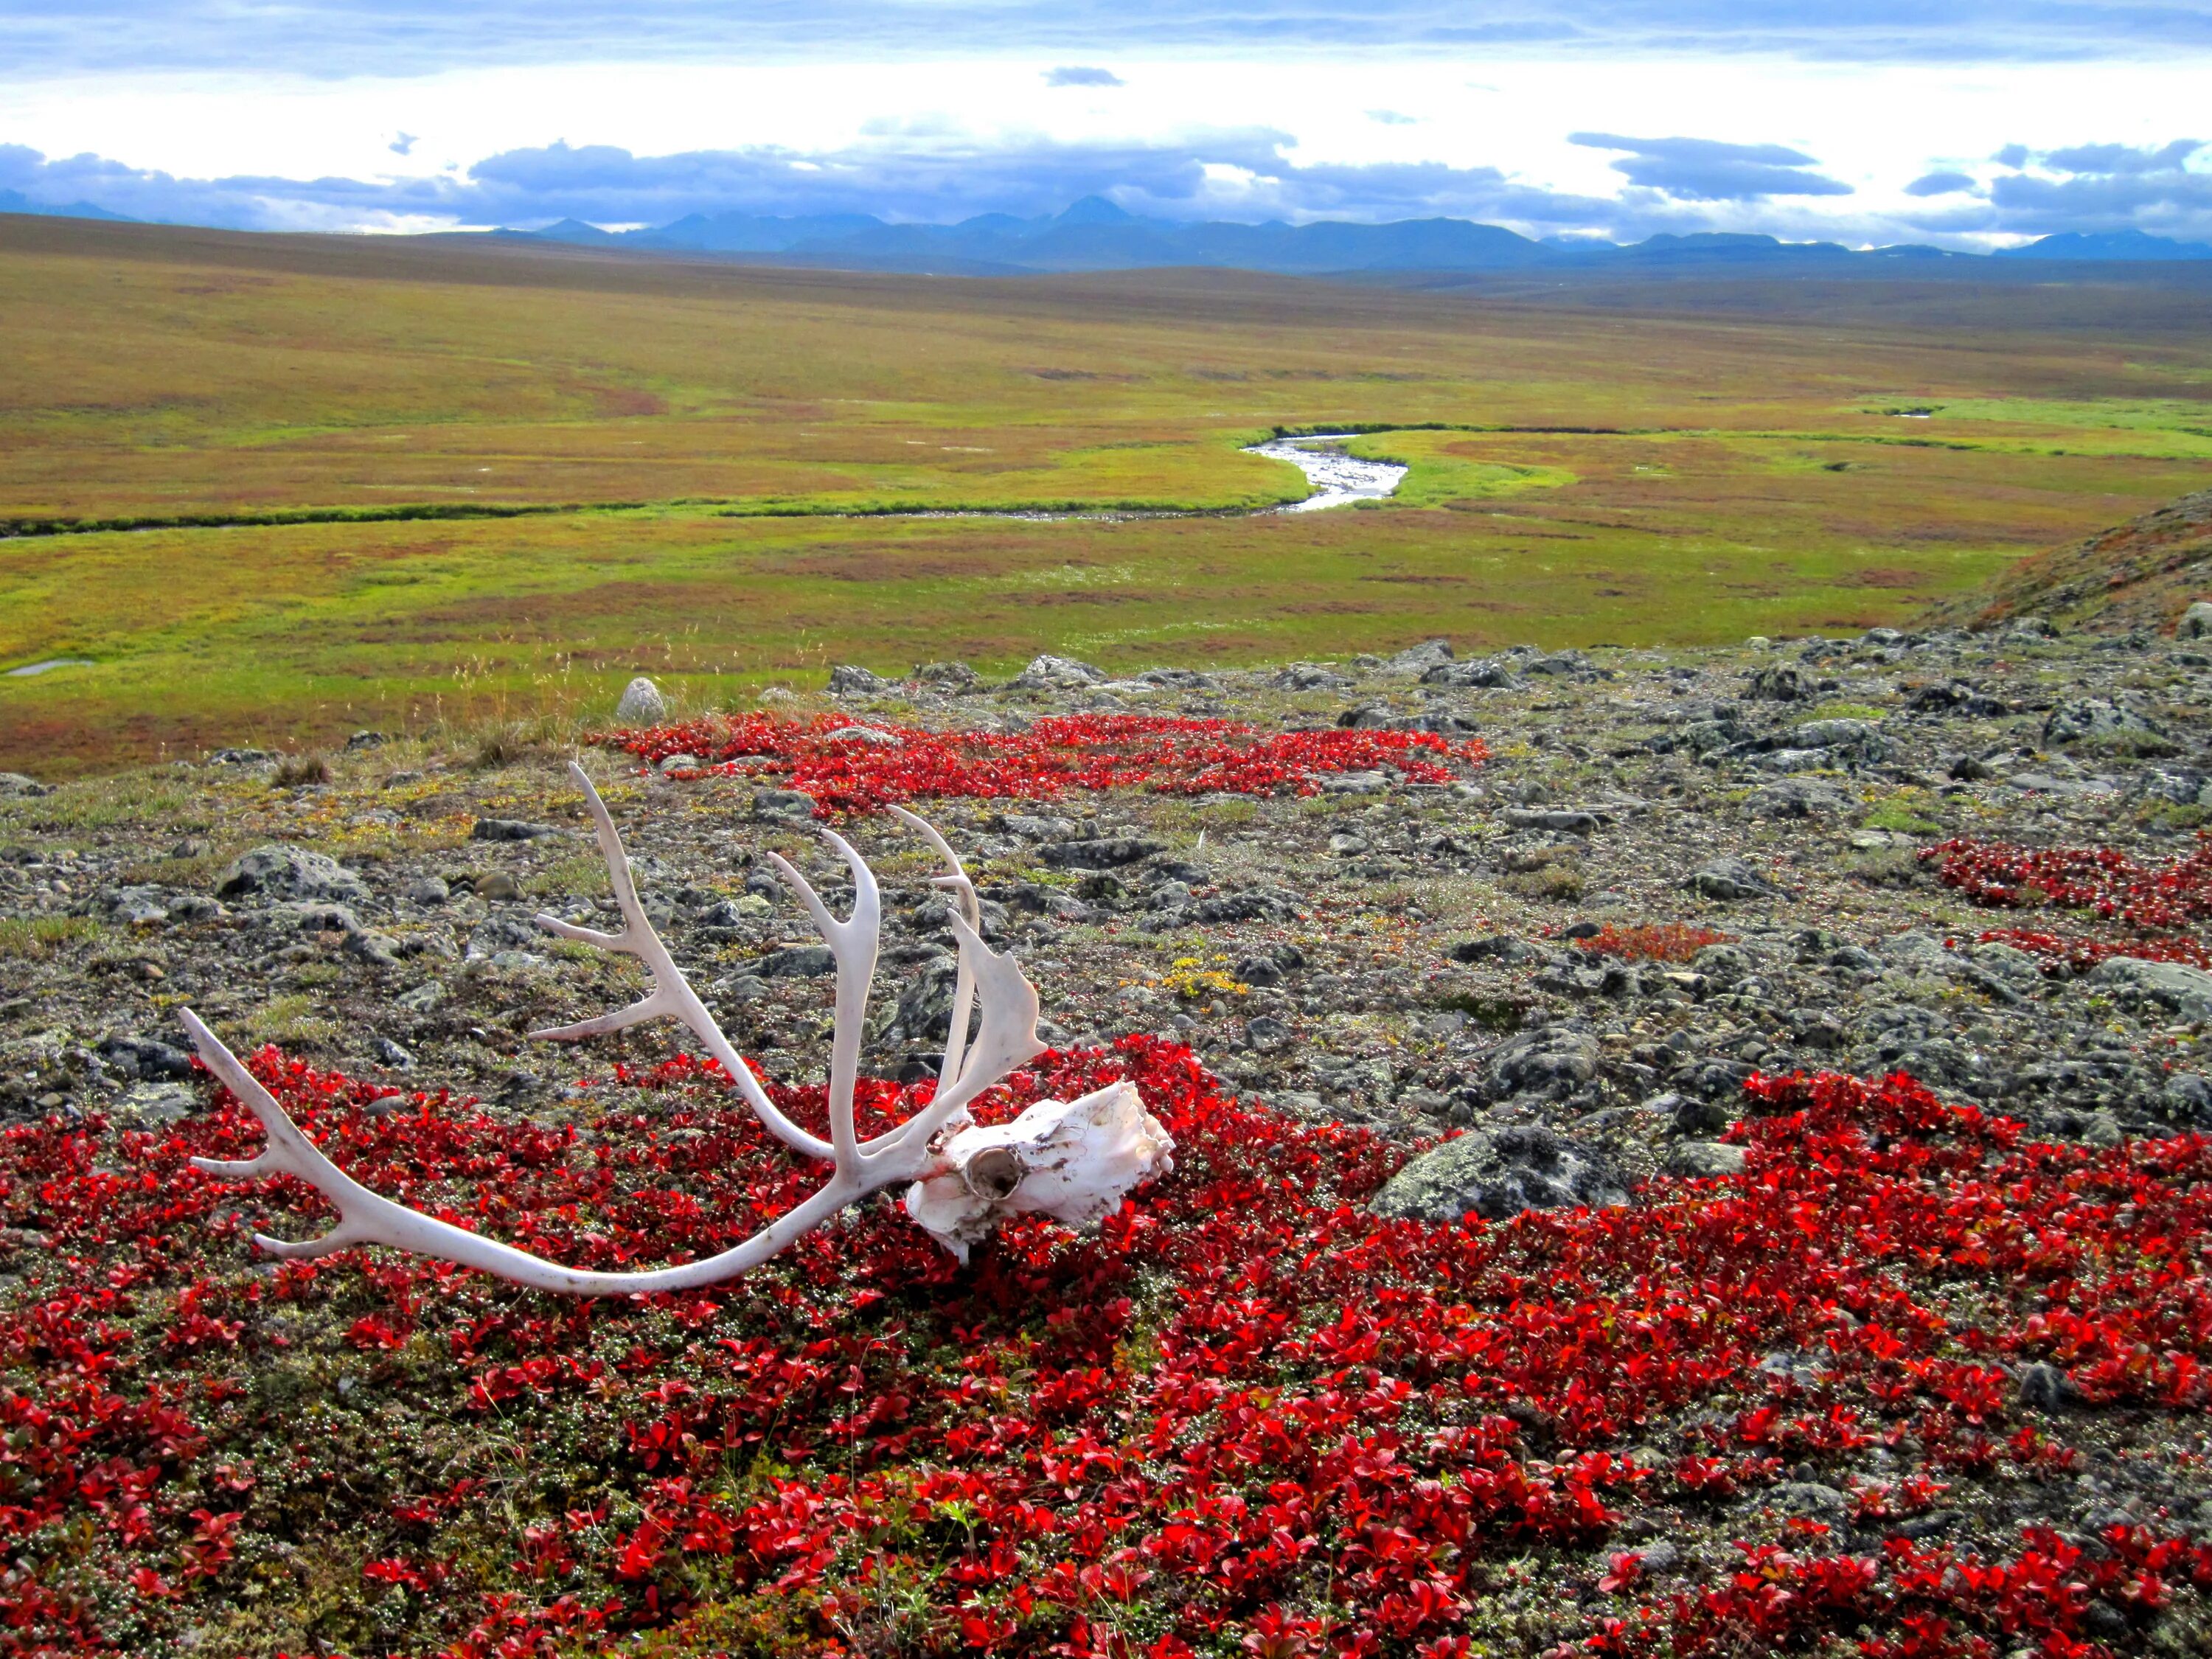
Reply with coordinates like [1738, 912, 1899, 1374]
[1923, 485, 2212, 635]
[3, 626, 2211, 1656]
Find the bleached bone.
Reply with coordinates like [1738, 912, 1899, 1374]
[180, 764, 1172, 1296]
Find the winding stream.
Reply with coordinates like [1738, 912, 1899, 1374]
[1242, 434, 1409, 512]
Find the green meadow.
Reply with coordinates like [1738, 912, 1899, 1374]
[4, 215, 2210, 772]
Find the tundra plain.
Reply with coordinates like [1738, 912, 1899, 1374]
[4, 215, 2211, 772]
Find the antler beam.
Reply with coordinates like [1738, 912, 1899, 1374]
[181, 766, 1173, 1295]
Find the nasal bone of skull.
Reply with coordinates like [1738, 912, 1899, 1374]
[960, 1144, 1026, 1202]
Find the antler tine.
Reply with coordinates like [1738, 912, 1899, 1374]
[864, 910, 1046, 1169]
[886, 804, 981, 1089]
[182, 1009, 866, 1294]
[762, 830, 880, 1172]
[532, 762, 833, 1164]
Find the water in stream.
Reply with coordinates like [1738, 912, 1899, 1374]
[1243, 434, 1409, 512]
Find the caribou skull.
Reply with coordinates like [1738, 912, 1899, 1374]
[178, 762, 1173, 1295]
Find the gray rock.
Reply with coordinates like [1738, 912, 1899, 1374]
[471, 818, 560, 842]
[753, 944, 837, 978]
[2042, 698, 2177, 755]
[823, 726, 901, 747]
[1001, 814, 1077, 841]
[1764, 1483, 1850, 1525]
[1380, 638, 1455, 676]
[1245, 1015, 1291, 1053]
[752, 788, 818, 821]
[1008, 653, 1107, 692]
[615, 675, 668, 724]
[910, 661, 980, 691]
[1039, 837, 1164, 869]
[657, 754, 702, 773]
[1273, 662, 1353, 691]
[1744, 778, 1853, 818]
[1686, 858, 1781, 901]
[372, 1036, 415, 1070]
[115, 1082, 198, 1128]
[827, 664, 893, 695]
[1747, 663, 1807, 700]
[1318, 770, 1391, 795]
[2087, 957, 2212, 1021]
[2178, 600, 2212, 641]
[1666, 1141, 1747, 1177]
[1486, 1024, 1600, 1098]
[99, 885, 173, 926]
[2017, 1361, 2077, 1411]
[344, 730, 387, 751]
[216, 844, 372, 907]
[0, 772, 51, 799]
[394, 981, 446, 1012]
[98, 1034, 195, 1080]
[1371, 1124, 1629, 1222]
[406, 877, 451, 905]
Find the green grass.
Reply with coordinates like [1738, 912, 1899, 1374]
[0, 915, 103, 959]
[4, 217, 2212, 773]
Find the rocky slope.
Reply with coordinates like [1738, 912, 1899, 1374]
[4, 622, 2211, 1654]
[1922, 486, 2212, 636]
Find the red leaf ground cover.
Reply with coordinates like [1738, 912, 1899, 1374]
[1921, 837, 2212, 933]
[1571, 925, 1733, 966]
[600, 714, 1488, 815]
[1, 1050, 2207, 1656]
[1920, 837, 2212, 975]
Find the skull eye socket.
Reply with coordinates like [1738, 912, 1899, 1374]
[961, 1145, 1026, 1202]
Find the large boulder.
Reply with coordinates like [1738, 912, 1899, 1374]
[1371, 1125, 1629, 1222]
[216, 845, 371, 908]
[1485, 1024, 1600, 1099]
[2042, 698, 2176, 755]
[2177, 601, 2212, 641]
[615, 675, 668, 725]
[0, 772, 51, 799]
[1008, 654, 1107, 692]
[1686, 858, 1781, 902]
[1379, 638, 1455, 677]
[827, 664, 893, 695]
[2087, 957, 2212, 1021]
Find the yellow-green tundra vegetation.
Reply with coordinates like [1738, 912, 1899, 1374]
[4, 214, 2210, 773]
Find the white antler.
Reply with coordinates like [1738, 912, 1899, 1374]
[178, 768, 1173, 1295]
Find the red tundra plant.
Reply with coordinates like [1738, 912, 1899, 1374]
[1920, 835, 2212, 933]
[1, 1052, 2208, 1656]
[1968, 928, 2212, 976]
[1572, 924, 1733, 964]
[602, 712, 1487, 815]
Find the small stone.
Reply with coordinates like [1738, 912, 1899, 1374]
[823, 726, 901, 747]
[753, 945, 837, 978]
[1686, 858, 1781, 901]
[615, 675, 668, 724]
[1245, 1015, 1291, 1053]
[217, 844, 372, 907]
[1666, 1141, 1747, 1177]
[827, 664, 893, 695]
[471, 818, 560, 842]
[657, 754, 702, 773]
[394, 981, 446, 1012]
[344, 730, 387, 750]
[1008, 653, 1107, 692]
[753, 788, 818, 821]
[406, 877, 451, 905]
[2017, 1362, 2076, 1411]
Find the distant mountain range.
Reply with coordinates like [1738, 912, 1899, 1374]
[496, 197, 2212, 275]
[0, 189, 136, 224]
[6, 187, 2211, 273]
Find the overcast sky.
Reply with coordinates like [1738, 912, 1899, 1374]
[1, 1, 2208, 246]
